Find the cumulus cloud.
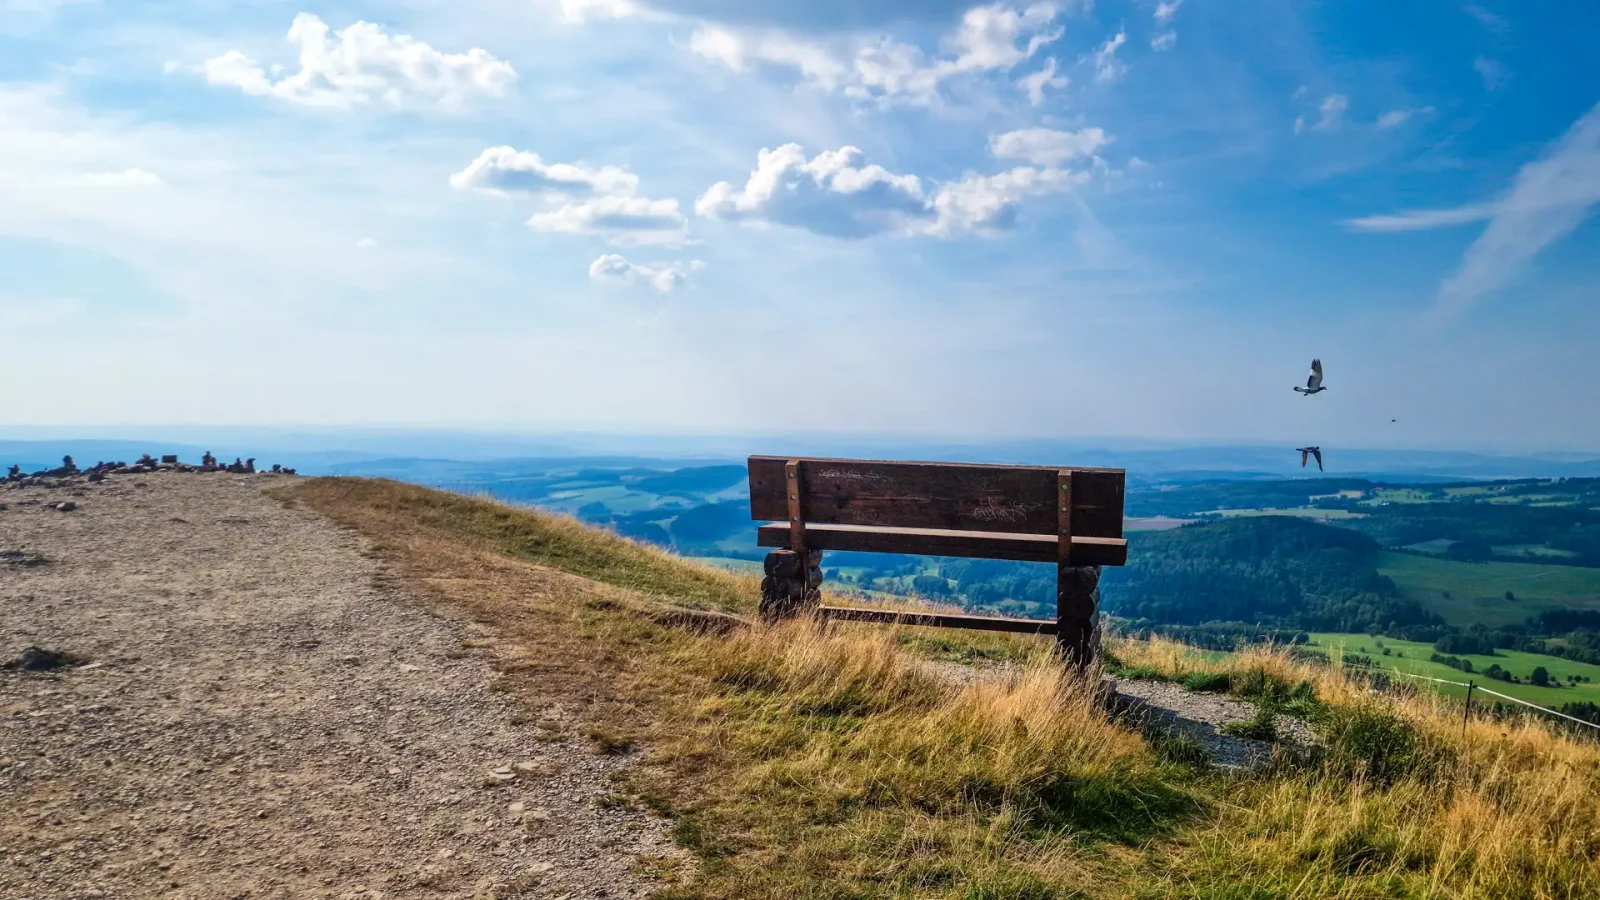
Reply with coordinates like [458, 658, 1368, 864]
[687, 2, 1064, 104]
[588, 253, 704, 291]
[696, 144, 929, 237]
[449, 146, 639, 197]
[1375, 106, 1435, 129]
[200, 13, 516, 109]
[1091, 30, 1126, 83]
[696, 143, 1076, 238]
[989, 127, 1108, 165]
[926, 166, 1079, 235]
[452, 145, 686, 245]
[1150, 31, 1176, 51]
[1348, 100, 1600, 315]
[528, 195, 688, 243]
[1154, 0, 1183, 23]
[1015, 57, 1067, 106]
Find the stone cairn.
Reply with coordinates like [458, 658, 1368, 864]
[3, 452, 296, 489]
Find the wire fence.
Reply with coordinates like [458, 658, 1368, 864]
[1335, 660, 1600, 734]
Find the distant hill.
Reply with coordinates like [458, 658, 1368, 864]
[1101, 517, 1443, 634]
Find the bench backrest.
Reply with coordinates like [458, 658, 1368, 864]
[746, 455, 1128, 660]
[748, 455, 1127, 567]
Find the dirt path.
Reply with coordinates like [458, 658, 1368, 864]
[1, 473, 677, 899]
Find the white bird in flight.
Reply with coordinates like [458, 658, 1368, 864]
[1293, 358, 1326, 395]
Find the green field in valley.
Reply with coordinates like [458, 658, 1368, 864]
[1210, 507, 1367, 519]
[1309, 632, 1600, 708]
[1377, 551, 1600, 627]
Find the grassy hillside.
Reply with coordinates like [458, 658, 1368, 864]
[279, 477, 1600, 900]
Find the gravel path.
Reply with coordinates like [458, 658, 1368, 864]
[1112, 679, 1316, 770]
[1, 472, 678, 899]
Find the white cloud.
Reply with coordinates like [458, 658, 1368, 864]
[559, 0, 642, 22]
[687, 2, 1064, 104]
[200, 13, 516, 109]
[1015, 57, 1067, 106]
[926, 166, 1080, 235]
[529, 195, 688, 244]
[944, 2, 1064, 72]
[1317, 94, 1349, 128]
[452, 145, 684, 245]
[1092, 30, 1126, 83]
[1345, 204, 1497, 233]
[696, 144, 932, 238]
[1299, 94, 1348, 133]
[588, 253, 704, 291]
[1473, 56, 1508, 90]
[1375, 105, 1435, 129]
[1150, 31, 1176, 51]
[65, 168, 163, 187]
[1348, 100, 1600, 315]
[357, 237, 379, 248]
[696, 143, 1076, 239]
[989, 127, 1109, 165]
[1154, 0, 1183, 24]
[449, 146, 639, 197]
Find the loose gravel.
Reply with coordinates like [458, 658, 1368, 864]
[1, 472, 679, 899]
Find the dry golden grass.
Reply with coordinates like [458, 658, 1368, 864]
[281, 477, 1600, 900]
[1110, 634, 1600, 899]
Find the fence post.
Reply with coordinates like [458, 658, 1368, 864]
[1463, 680, 1476, 740]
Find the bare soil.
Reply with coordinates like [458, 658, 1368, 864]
[1, 473, 678, 899]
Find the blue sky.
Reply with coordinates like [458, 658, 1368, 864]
[2, 0, 1598, 452]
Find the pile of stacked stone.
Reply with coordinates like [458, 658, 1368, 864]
[2, 452, 297, 489]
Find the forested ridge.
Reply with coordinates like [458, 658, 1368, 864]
[1101, 517, 1442, 633]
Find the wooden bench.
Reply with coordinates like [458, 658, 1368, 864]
[747, 455, 1127, 666]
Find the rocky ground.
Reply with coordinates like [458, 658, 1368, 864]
[1, 472, 680, 900]
[1113, 678, 1317, 770]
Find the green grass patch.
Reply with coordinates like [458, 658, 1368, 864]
[1377, 551, 1600, 627]
[1308, 631, 1600, 706]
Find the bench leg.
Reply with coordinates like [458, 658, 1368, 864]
[760, 549, 823, 622]
[1056, 564, 1101, 670]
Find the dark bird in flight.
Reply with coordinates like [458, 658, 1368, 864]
[1293, 358, 1326, 395]
[1297, 447, 1324, 471]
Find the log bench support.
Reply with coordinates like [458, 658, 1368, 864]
[759, 548, 823, 622]
[747, 455, 1126, 671]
